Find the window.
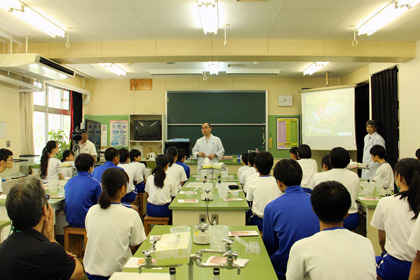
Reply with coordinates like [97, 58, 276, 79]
[33, 85, 71, 155]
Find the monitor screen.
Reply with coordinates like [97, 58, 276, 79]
[134, 120, 162, 140]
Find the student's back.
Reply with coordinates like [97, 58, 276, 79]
[91, 148, 122, 183]
[296, 145, 317, 190]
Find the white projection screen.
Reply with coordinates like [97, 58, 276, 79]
[301, 86, 357, 150]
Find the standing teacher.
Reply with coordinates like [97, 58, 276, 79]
[362, 120, 385, 180]
[192, 122, 225, 170]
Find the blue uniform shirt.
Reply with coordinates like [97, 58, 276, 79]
[64, 171, 102, 228]
[91, 161, 123, 183]
[263, 185, 320, 279]
[176, 162, 190, 179]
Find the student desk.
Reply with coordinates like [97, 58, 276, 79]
[0, 220, 11, 243]
[169, 176, 249, 226]
[122, 225, 277, 280]
[357, 195, 382, 256]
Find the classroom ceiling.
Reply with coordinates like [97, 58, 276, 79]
[0, 0, 419, 79]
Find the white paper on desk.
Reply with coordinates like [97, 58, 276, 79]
[124, 257, 162, 269]
[229, 230, 259, 237]
[177, 199, 199, 203]
[358, 196, 379, 201]
[185, 182, 202, 188]
[205, 256, 249, 268]
[110, 272, 168, 280]
[179, 191, 197, 194]
[0, 194, 7, 199]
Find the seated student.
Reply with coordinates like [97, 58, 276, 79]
[246, 151, 282, 231]
[176, 149, 190, 180]
[263, 159, 320, 280]
[84, 168, 146, 280]
[296, 144, 318, 193]
[118, 148, 141, 204]
[313, 147, 360, 231]
[408, 211, 420, 280]
[64, 153, 102, 228]
[91, 147, 123, 183]
[370, 144, 394, 189]
[0, 148, 13, 194]
[129, 149, 147, 193]
[416, 148, 420, 160]
[145, 155, 178, 219]
[40, 140, 64, 181]
[371, 158, 420, 280]
[308, 154, 331, 190]
[166, 146, 187, 189]
[240, 152, 257, 186]
[237, 152, 249, 181]
[0, 178, 84, 280]
[286, 181, 376, 280]
[61, 149, 76, 178]
[289, 147, 298, 160]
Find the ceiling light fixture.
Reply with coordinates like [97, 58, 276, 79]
[197, 0, 219, 34]
[356, 0, 420, 36]
[99, 63, 127, 76]
[0, 0, 66, 37]
[205, 62, 220, 75]
[303, 62, 329, 76]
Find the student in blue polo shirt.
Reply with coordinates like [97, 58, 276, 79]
[91, 147, 123, 183]
[64, 153, 101, 228]
[176, 149, 190, 180]
[263, 159, 319, 280]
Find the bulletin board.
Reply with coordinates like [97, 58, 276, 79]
[84, 115, 129, 149]
[268, 115, 301, 158]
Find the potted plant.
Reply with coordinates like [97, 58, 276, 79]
[31, 163, 41, 175]
[48, 129, 70, 160]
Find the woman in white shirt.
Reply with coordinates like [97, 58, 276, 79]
[145, 155, 178, 219]
[40, 140, 64, 181]
[371, 158, 420, 280]
[166, 146, 187, 189]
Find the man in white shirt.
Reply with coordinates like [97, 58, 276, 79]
[362, 120, 385, 180]
[286, 181, 376, 280]
[192, 122, 224, 170]
[77, 129, 97, 163]
[0, 149, 13, 194]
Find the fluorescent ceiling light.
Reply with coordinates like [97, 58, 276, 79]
[197, 0, 219, 34]
[1, 0, 66, 37]
[226, 69, 280, 75]
[205, 62, 220, 75]
[356, 0, 420, 36]
[303, 62, 329, 76]
[100, 63, 127, 76]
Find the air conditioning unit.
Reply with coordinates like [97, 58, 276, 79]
[0, 53, 75, 80]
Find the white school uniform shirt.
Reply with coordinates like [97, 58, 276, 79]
[286, 228, 376, 280]
[372, 162, 394, 189]
[237, 165, 249, 182]
[246, 175, 282, 218]
[408, 214, 420, 251]
[371, 195, 417, 261]
[192, 134, 225, 170]
[145, 174, 178, 205]
[362, 131, 385, 180]
[78, 139, 97, 157]
[166, 164, 187, 190]
[309, 172, 324, 190]
[313, 168, 360, 214]
[46, 157, 63, 181]
[84, 204, 146, 277]
[61, 161, 75, 178]
[118, 163, 140, 194]
[243, 172, 259, 194]
[297, 158, 318, 189]
[129, 161, 146, 183]
[240, 166, 256, 186]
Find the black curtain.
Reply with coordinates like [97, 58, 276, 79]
[71, 91, 83, 135]
[355, 83, 370, 171]
[371, 66, 399, 168]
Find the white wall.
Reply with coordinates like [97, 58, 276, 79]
[0, 82, 20, 155]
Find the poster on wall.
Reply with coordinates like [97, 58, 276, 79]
[100, 125, 107, 151]
[110, 120, 128, 147]
[276, 117, 299, 149]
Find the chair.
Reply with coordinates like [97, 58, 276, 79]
[63, 226, 87, 263]
[143, 215, 170, 235]
[135, 192, 148, 221]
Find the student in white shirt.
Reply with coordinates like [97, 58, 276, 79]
[145, 155, 178, 219]
[287, 181, 376, 280]
[166, 146, 187, 190]
[372, 158, 420, 280]
[129, 149, 147, 193]
[246, 151, 282, 231]
[84, 168, 146, 280]
[61, 150, 75, 178]
[237, 152, 249, 181]
[313, 147, 360, 230]
[240, 152, 257, 186]
[296, 144, 318, 193]
[289, 147, 298, 160]
[370, 145, 394, 190]
[408, 210, 420, 280]
[40, 140, 64, 182]
[118, 148, 140, 207]
[0, 148, 13, 194]
[309, 154, 331, 190]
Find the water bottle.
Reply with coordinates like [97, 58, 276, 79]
[218, 182, 228, 199]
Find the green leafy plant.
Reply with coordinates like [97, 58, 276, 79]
[48, 129, 70, 160]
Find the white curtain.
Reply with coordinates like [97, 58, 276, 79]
[19, 90, 34, 154]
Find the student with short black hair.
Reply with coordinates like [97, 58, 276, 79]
[237, 152, 249, 181]
[91, 147, 123, 183]
[370, 144, 394, 189]
[313, 147, 360, 230]
[287, 181, 376, 280]
[263, 159, 319, 279]
[61, 149, 76, 178]
[118, 148, 141, 204]
[308, 154, 331, 190]
[240, 152, 257, 185]
[166, 146, 187, 189]
[84, 168, 146, 280]
[246, 151, 282, 231]
[0, 148, 13, 194]
[176, 149, 190, 179]
[64, 153, 101, 228]
[145, 155, 178, 219]
[373, 158, 420, 280]
[129, 149, 147, 193]
[40, 140, 64, 181]
[296, 144, 318, 193]
[416, 148, 420, 160]
[289, 147, 298, 161]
